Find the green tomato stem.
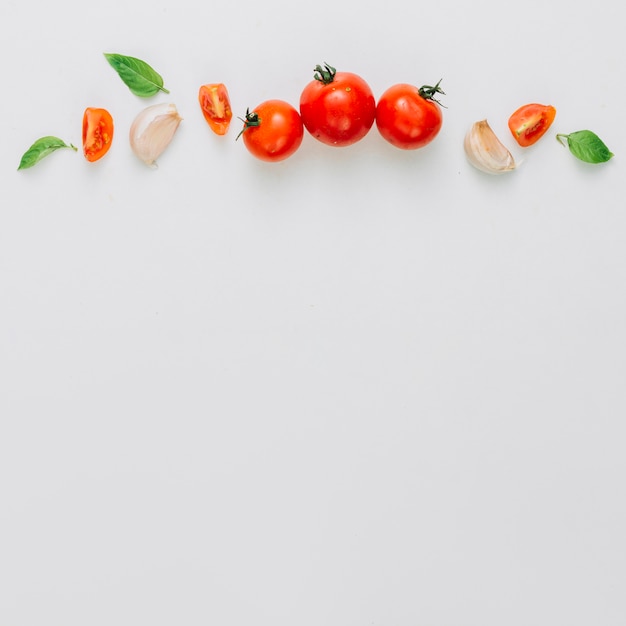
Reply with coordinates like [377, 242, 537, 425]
[313, 62, 336, 84]
[235, 109, 260, 141]
[418, 79, 446, 107]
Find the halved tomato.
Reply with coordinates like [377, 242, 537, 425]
[508, 103, 556, 147]
[198, 83, 233, 135]
[82, 107, 114, 162]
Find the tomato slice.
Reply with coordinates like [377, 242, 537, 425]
[198, 83, 232, 135]
[82, 107, 114, 162]
[508, 103, 556, 147]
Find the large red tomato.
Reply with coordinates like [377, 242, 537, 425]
[375, 81, 444, 150]
[299, 63, 376, 147]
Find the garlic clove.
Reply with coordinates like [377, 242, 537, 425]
[464, 119, 516, 175]
[129, 102, 182, 167]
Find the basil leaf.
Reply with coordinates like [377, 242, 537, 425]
[18, 136, 77, 170]
[104, 52, 169, 97]
[557, 130, 614, 164]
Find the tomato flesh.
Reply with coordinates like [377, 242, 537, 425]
[299, 68, 375, 147]
[82, 107, 114, 162]
[375, 83, 443, 150]
[199, 83, 232, 135]
[508, 103, 556, 147]
[240, 100, 304, 162]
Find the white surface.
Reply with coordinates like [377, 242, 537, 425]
[1, 0, 625, 624]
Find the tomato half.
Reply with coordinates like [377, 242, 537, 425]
[375, 81, 444, 150]
[299, 63, 376, 147]
[508, 103, 556, 147]
[238, 100, 304, 162]
[82, 107, 114, 162]
[199, 83, 232, 135]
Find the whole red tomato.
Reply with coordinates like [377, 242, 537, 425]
[82, 107, 114, 162]
[238, 99, 304, 162]
[508, 103, 556, 147]
[299, 63, 376, 147]
[375, 81, 444, 150]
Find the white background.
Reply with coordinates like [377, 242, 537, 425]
[1, 0, 625, 624]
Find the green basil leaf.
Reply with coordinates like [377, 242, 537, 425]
[104, 52, 169, 97]
[17, 136, 77, 170]
[557, 130, 614, 164]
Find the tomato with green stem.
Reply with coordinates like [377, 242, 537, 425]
[299, 62, 376, 147]
[375, 80, 445, 150]
[508, 103, 556, 147]
[238, 100, 304, 162]
[199, 83, 232, 135]
[82, 107, 114, 162]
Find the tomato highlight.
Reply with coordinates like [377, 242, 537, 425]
[508, 103, 556, 147]
[198, 83, 233, 135]
[375, 80, 445, 150]
[82, 107, 114, 162]
[238, 100, 304, 162]
[299, 62, 376, 147]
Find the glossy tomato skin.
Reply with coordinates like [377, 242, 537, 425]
[240, 100, 304, 162]
[198, 83, 232, 135]
[82, 107, 114, 162]
[375, 83, 443, 150]
[508, 103, 556, 147]
[299, 65, 375, 147]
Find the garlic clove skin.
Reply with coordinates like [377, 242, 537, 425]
[129, 102, 182, 167]
[464, 119, 516, 175]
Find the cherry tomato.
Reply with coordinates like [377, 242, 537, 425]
[238, 100, 304, 162]
[508, 103, 556, 147]
[82, 107, 114, 162]
[299, 62, 376, 147]
[198, 83, 233, 135]
[375, 80, 445, 150]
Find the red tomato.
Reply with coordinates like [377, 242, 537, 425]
[299, 63, 376, 147]
[508, 103, 556, 147]
[375, 81, 444, 150]
[82, 107, 114, 162]
[199, 83, 233, 135]
[238, 100, 304, 162]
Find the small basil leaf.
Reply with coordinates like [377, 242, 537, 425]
[18, 136, 77, 170]
[557, 130, 614, 164]
[104, 52, 169, 97]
